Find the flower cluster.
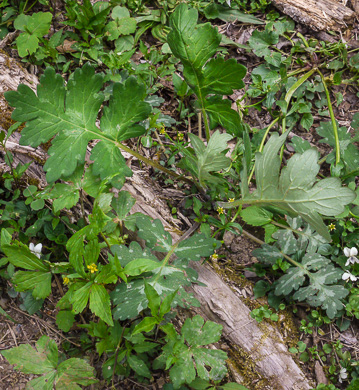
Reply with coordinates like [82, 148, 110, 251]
[87, 263, 98, 274]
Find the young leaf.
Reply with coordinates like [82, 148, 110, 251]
[179, 131, 232, 187]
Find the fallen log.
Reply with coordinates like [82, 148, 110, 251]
[0, 51, 314, 390]
[271, 0, 355, 31]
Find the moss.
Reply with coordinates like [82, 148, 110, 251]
[228, 345, 272, 390]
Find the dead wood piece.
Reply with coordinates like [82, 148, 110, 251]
[271, 0, 355, 31]
[0, 51, 313, 390]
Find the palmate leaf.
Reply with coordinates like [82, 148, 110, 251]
[1, 335, 97, 389]
[160, 316, 227, 388]
[275, 255, 348, 318]
[243, 132, 355, 241]
[5, 64, 151, 183]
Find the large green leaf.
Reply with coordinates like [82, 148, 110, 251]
[5, 64, 151, 182]
[167, 4, 245, 136]
[243, 132, 355, 240]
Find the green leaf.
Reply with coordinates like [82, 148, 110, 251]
[243, 132, 355, 240]
[252, 244, 283, 264]
[145, 282, 161, 317]
[317, 121, 359, 174]
[182, 315, 222, 346]
[175, 233, 219, 261]
[132, 317, 158, 335]
[221, 383, 250, 390]
[55, 357, 98, 389]
[240, 206, 273, 226]
[89, 283, 114, 326]
[248, 29, 279, 57]
[275, 255, 348, 318]
[2, 243, 49, 271]
[136, 215, 172, 252]
[16, 33, 39, 57]
[14, 12, 52, 57]
[123, 258, 161, 276]
[167, 5, 245, 136]
[48, 183, 80, 213]
[1, 335, 57, 375]
[56, 310, 75, 332]
[6, 65, 150, 183]
[203, 3, 263, 24]
[168, 5, 220, 71]
[161, 315, 227, 388]
[204, 96, 243, 136]
[127, 354, 152, 379]
[184, 131, 232, 187]
[71, 282, 92, 314]
[201, 57, 246, 95]
[111, 191, 136, 220]
[13, 270, 52, 299]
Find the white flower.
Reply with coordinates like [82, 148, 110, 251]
[344, 247, 359, 266]
[29, 243, 42, 259]
[342, 271, 358, 282]
[338, 367, 347, 383]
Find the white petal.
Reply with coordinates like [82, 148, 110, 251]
[33, 243, 42, 253]
[29, 243, 35, 251]
[342, 272, 350, 281]
[344, 247, 351, 257]
[350, 247, 358, 256]
[350, 275, 358, 282]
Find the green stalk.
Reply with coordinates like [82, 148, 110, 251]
[317, 69, 341, 165]
[202, 107, 211, 142]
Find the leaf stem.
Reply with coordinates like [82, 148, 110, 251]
[202, 107, 211, 142]
[317, 69, 341, 166]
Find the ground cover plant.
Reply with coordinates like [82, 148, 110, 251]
[1, 0, 359, 389]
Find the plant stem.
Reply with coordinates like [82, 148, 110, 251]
[317, 69, 341, 166]
[202, 107, 211, 142]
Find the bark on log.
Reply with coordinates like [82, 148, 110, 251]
[271, 0, 355, 31]
[0, 51, 314, 390]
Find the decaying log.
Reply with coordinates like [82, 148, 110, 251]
[271, 0, 355, 31]
[0, 51, 314, 390]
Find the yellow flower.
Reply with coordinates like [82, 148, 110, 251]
[229, 198, 235, 202]
[87, 263, 98, 273]
[177, 132, 184, 141]
[63, 277, 70, 285]
[217, 207, 224, 215]
[328, 223, 336, 231]
[211, 253, 219, 261]
[159, 128, 166, 135]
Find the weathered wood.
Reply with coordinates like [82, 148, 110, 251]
[271, 0, 355, 31]
[0, 51, 314, 390]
